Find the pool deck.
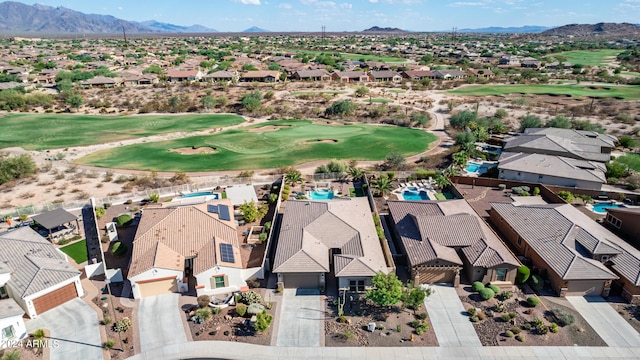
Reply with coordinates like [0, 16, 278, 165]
[392, 181, 437, 201]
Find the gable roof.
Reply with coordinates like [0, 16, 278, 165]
[387, 200, 519, 269]
[128, 199, 241, 278]
[490, 202, 620, 281]
[32, 207, 78, 230]
[498, 152, 607, 184]
[272, 198, 387, 277]
[369, 70, 401, 79]
[0, 227, 80, 298]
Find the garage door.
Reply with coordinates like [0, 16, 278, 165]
[417, 269, 456, 284]
[138, 278, 178, 298]
[566, 280, 603, 296]
[32, 282, 78, 315]
[283, 274, 320, 289]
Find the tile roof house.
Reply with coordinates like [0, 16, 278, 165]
[433, 69, 468, 79]
[204, 70, 239, 84]
[0, 227, 83, 319]
[240, 70, 281, 83]
[489, 202, 640, 299]
[292, 69, 331, 81]
[368, 70, 402, 83]
[128, 199, 251, 299]
[331, 71, 370, 83]
[272, 198, 389, 292]
[503, 128, 616, 163]
[498, 152, 607, 190]
[400, 70, 436, 81]
[166, 69, 203, 82]
[387, 200, 520, 287]
[605, 207, 640, 247]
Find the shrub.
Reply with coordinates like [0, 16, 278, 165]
[110, 241, 128, 256]
[103, 316, 111, 325]
[529, 275, 544, 292]
[254, 310, 273, 332]
[557, 191, 574, 203]
[549, 322, 559, 333]
[396, 324, 402, 332]
[197, 295, 211, 308]
[212, 307, 221, 315]
[550, 308, 576, 326]
[516, 265, 530, 284]
[476, 311, 486, 321]
[533, 317, 544, 327]
[95, 206, 106, 219]
[501, 314, 512, 322]
[342, 328, 355, 340]
[467, 307, 476, 316]
[247, 303, 265, 315]
[471, 281, 485, 292]
[537, 324, 548, 335]
[125, 199, 133, 205]
[499, 291, 513, 301]
[410, 320, 421, 328]
[523, 323, 532, 330]
[508, 312, 516, 319]
[241, 291, 263, 305]
[479, 288, 495, 300]
[470, 315, 480, 322]
[236, 303, 247, 317]
[527, 297, 540, 308]
[116, 214, 133, 227]
[224, 330, 230, 336]
[510, 326, 521, 334]
[104, 339, 115, 349]
[258, 233, 268, 242]
[113, 317, 132, 333]
[505, 330, 514, 337]
[515, 334, 525, 342]
[488, 284, 500, 295]
[337, 315, 348, 324]
[417, 312, 428, 320]
[195, 308, 213, 321]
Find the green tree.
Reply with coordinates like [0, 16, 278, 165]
[239, 201, 267, 223]
[149, 193, 160, 203]
[411, 113, 430, 127]
[519, 115, 542, 131]
[240, 90, 263, 112]
[372, 174, 393, 197]
[267, 63, 281, 71]
[453, 151, 468, 168]
[366, 272, 403, 307]
[0, 90, 26, 110]
[200, 95, 216, 110]
[354, 86, 369, 98]
[402, 287, 426, 310]
[284, 170, 303, 186]
[383, 152, 406, 170]
[606, 161, 629, 179]
[0, 154, 37, 184]
[449, 110, 477, 129]
[494, 108, 508, 119]
[454, 132, 476, 152]
[546, 116, 571, 129]
[143, 64, 163, 75]
[325, 100, 356, 117]
[254, 310, 273, 332]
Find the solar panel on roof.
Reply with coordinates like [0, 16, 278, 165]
[207, 204, 219, 214]
[219, 243, 234, 263]
[218, 204, 231, 221]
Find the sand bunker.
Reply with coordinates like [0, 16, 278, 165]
[247, 125, 290, 133]
[304, 139, 338, 144]
[168, 146, 217, 155]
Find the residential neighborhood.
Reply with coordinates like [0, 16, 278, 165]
[1, 2, 640, 359]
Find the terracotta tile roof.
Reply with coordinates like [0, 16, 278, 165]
[272, 198, 388, 277]
[129, 199, 241, 278]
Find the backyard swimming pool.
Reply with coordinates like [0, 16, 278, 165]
[465, 161, 496, 174]
[308, 189, 335, 200]
[180, 191, 218, 199]
[591, 202, 625, 214]
[401, 188, 430, 201]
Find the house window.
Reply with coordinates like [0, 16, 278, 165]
[517, 237, 523, 247]
[210, 275, 228, 289]
[349, 280, 365, 292]
[601, 255, 609, 263]
[0, 286, 7, 299]
[495, 269, 507, 282]
[2, 325, 14, 340]
[607, 214, 621, 229]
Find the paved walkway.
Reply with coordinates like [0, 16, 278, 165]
[567, 296, 640, 347]
[276, 289, 324, 347]
[137, 293, 188, 353]
[26, 298, 104, 360]
[127, 341, 640, 359]
[426, 284, 482, 347]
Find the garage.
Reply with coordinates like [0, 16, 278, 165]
[566, 280, 603, 296]
[137, 277, 178, 298]
[283, 273, 320, 289]
[32, 282, 78, 315]
[415, 268, 456, 284]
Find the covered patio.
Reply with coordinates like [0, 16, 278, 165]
[31, 208, 80, 243]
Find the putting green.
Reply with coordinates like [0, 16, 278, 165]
[77, 120, 437, 171]
[447, 84, 640, 100]
[0, 113, 244, 150]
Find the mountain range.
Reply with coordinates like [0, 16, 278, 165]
[363, 26, 407, 33]
[458, 25, 550, 33]
[541, 22, 640, 36]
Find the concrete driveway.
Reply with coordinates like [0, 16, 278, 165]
[425, 284, 482, 347]
[567, 296, 640, 347]
[137, 293, 188, 353]
[276, 289, 324, 347]
[26, 298, 103, 360]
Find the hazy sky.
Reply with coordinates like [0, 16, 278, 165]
[16, 0, 640, 32]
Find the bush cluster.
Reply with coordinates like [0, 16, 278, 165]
[526, 296, 540, 308]
[550, 308, 576, 326]
[479, 288, 495, 300]
[110, 241, 128, 256]
[113, 317, 132, 333]
[241, 291, 263, 305]
[236, 303, 247, 317]
[529, 274, 544, 292]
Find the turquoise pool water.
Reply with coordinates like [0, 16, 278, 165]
[465, 163, 481, 172]
[465, 161, 496, 174]
[402, 189, 430, 201]
[309, 189, 335, 200]
[181, 191, 219, 199]
[592, 202, 625, 214]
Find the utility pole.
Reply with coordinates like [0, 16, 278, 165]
[122, 26, 128, 48]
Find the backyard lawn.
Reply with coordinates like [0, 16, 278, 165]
[60, 239, 88, 264]
[447, 84, 640, 100]
[77, 120, 437, 171]
[548, 49, 622, 67]
[0, 113, 244, 150]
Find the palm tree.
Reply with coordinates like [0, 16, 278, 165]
[372, 175, 393, 198]
[348, 167, 365, 181]
[284, 170, 304, 190]
[434, 174, 451, 189]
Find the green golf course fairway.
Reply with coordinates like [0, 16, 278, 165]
[0, 113, 244, 150]
[77, 120, 437, 171]
[447, 84, 640, 100]
[549, 49, 622, 67]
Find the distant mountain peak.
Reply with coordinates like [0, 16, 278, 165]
[243, 26, 269, 33]
[458, 25, 550, 34]
[363, 26, 407, 33]
[542, 22, 640, 37]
